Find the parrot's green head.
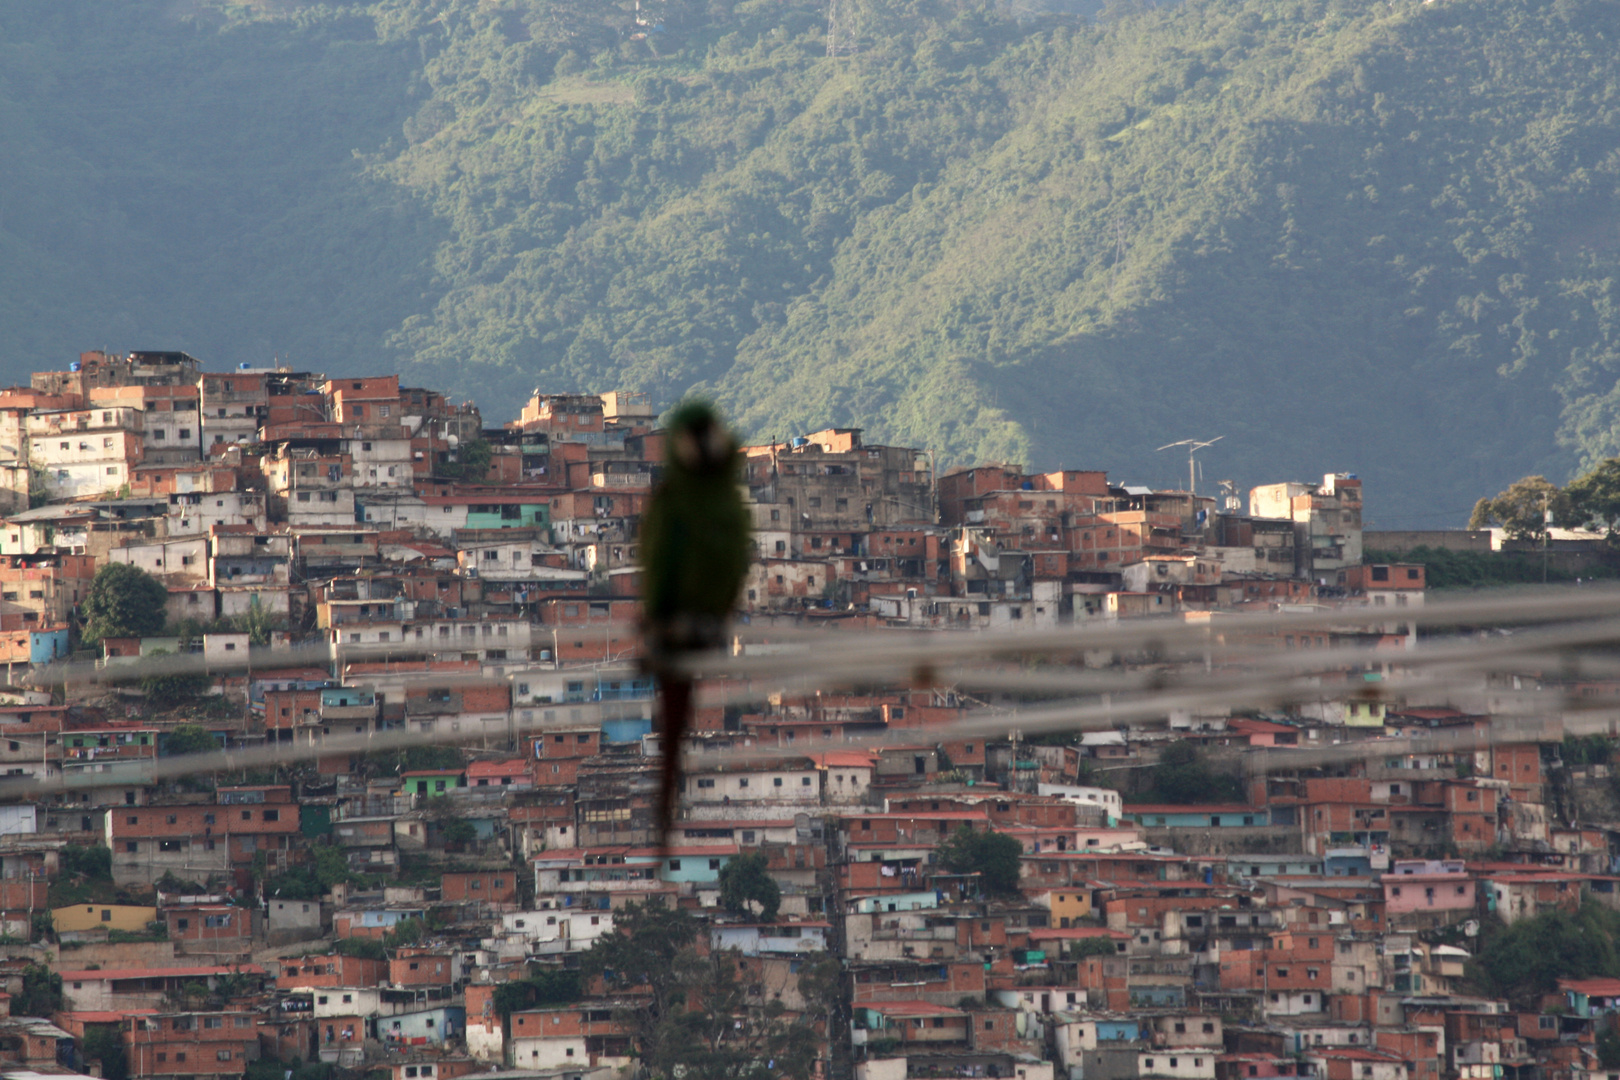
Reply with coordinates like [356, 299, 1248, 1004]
[665, 400, 738, 477]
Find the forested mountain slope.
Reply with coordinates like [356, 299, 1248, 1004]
[5, 0, 1620, 525]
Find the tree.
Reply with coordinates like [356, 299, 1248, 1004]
[83, 563, 168, 642]
[1468, 476, 1573, 542]
[141, 657, 213, 708]
[265, 845, 361, 900]
[1564, 735, 1613, 767]
[583, 899, 820, 1080]
[384, 916, 427, 948]
[492, 969, 581, 1015]
[12, 963, 62, 1016]
[438, 439, 493, 480]
[1148, 742, 1243, 804]
[368, 744, 464, 776]
[80, 1026, 127, 1080]
[1469, 902, 1620, 1008]
[935, 826, 1023, 895]
[162, 723, 219, 756]
[60, 843, 111, 881]
[1602, 1018, 1620, 1070]
[1565, 458, 1620, 541]
[441, 819, 477, 851]
[1070, 937, 1120, 959]
[334, 937, 386, 960]
[233, 594, 285, 646]
[718, 851, 781, 922]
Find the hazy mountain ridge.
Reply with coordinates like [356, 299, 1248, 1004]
[5, 0, 1620, 524]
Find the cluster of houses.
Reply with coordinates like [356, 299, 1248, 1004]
[0, 350, 1605, 1080]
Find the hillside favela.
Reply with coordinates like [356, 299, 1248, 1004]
[21, 1, 1620, 1080]
[0, 347, 1605, 1080]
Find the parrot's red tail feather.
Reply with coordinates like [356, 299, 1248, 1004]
[655, 676, 692, 855]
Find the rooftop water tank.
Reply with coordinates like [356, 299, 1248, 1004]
[791, 436, 809, 448]
[69, 362, 81, 372]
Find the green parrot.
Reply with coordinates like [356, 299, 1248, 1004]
[639, 400, 751, 849]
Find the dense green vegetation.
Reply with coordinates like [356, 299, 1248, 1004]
[262, 844, 369, 898]
[492, 968, 583, 1014]
[1468, 902, 1620, 1008]
[11, 963, 62, 1017]
[80, 1026, 127, 1080]
[82, 563, 167, 642]
[1131, 741, 1244, 804]
[14, 0, 1620, 522]
[1364, 545, 1613, 587]
[718, 850, 783, 921]
[582, 898, 832, 1079]
[935, 825, 1024, 893]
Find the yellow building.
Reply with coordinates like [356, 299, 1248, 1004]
[1044, 889, 1092, 928]
[1344, 700, 1387, 727]
[50, 904, 156, 934]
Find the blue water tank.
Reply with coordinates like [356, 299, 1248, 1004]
[69, 362, 81, 372]
[791, 436, 809, 448]
[1021, 481, 1033, 490]
[238, 362, 252, 370]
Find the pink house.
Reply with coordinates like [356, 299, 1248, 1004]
[1382, 859, 1474, 915]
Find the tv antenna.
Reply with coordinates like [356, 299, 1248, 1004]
[1156, 436, 1223, 497]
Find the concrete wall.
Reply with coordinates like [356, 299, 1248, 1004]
[52, 939, 177, 969]
[266, 898, 325, 945]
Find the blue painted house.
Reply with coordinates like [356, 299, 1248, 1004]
[379, 1005, 465, 1047]
[1122, 805, 1271, 828]
[850, 891, 939, 914]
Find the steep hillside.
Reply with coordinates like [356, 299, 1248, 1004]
[7, 0, 1620, 525]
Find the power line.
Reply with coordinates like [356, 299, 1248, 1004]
[14, 584, 1620, 795]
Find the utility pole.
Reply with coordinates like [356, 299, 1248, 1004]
[826, 0, 856, 57]
[1155, 436, 1223, 497]
[1543, 492, 1552, 584]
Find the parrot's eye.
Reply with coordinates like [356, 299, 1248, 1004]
[701, 424, 731, 466]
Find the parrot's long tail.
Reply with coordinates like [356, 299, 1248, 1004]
[655, 675, 692, 854]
